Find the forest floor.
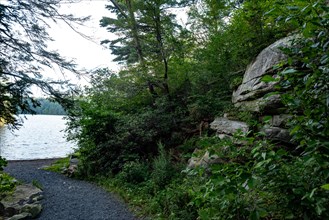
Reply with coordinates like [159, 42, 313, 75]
[4, 159, 138, 220]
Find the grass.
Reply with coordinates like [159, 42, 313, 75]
[32, 179, 43, 190]
[43, 157, 70, 173]
[0, 172, 18, 199]
[94, 176, 155, 219]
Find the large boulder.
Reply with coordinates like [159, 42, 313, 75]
[210, 117, 249, 136]
[0, 184, 43, 219]
[232, 36, 295, 109]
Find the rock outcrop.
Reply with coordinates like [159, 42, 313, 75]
[231, 36, 294, 144]
[0, 184, 43, 219]
[210, 117, 249, 141]
[188, 36, 296, 168]
[188, 36, 296, 169]
[232, 36, 294, 113]
[210, 117, 249, 136]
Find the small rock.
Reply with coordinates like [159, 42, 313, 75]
[67, 164, 78, 177]
[31, 195, 43, 203]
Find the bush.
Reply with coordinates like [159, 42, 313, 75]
[149, 181, 197, 220]
[117, 161, 150, 185]
[0, 156, 7, 171]
[151, 143, 176, 191]
[0, 172, 17, 198]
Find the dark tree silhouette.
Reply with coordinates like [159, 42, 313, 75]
[0, 0, 88, 128]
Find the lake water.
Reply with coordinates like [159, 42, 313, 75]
[0, 115, 76, 160]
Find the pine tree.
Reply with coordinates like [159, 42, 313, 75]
[100, 0, 189, 97]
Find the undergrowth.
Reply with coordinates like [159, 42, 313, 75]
[0, 156, 17, 198]
[43, 157, 70, 173]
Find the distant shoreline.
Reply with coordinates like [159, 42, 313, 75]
[7, 158, 64, 162]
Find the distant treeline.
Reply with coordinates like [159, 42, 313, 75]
[21, 98, 66, 115]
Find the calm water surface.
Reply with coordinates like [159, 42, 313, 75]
[0, 115, 76, 160]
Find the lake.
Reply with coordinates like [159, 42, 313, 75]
[0, 115, 76, 160]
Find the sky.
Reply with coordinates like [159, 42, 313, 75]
[32, 1, 119, 96]
[48, 1, 117, 71]
[33, 1, 187, 96]
[47, 1, 187, 73]
[33, 2, 113, 90]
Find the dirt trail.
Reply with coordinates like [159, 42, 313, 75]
[5, 159, 137, 220]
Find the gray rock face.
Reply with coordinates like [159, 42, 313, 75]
[0, 184, 43, 219]
[267, 114, 292, 128]
[232, 36, 294, 105]
[262, 126, 291, 143]
[234, 94, 283, 113]
[187, 150, 223, 169]
[210, 117, 249, 136]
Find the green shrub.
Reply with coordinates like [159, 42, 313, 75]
[149, 181, 197, 220]
[0, 156, 7, 171]
[117, 161, 150, 185]
[32, 179, 43, 190]
[43, 157, 70, 173]
[151, 143, 176, 191]
[0, 172, 17, 197]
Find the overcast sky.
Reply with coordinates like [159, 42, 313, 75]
[48, 1, 117, 71]
[34, 1, 187, 96]
[31, 1, 119, 95]
[47, 1, 187, 72]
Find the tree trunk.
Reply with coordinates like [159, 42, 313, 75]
[154, 8, 170, 96]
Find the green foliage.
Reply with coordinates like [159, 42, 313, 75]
[32, 180, 43, 190]
[0, 172, 17, 197]
[66, 0, 329, 219]
[185, 132, 329, 219]
[67, 69, 188, 175]
[117, 161, 150, 185]
[277, 1, 329, 150]
[151, 143, 176, 191]
[43, 157, 70, 173]
[148, 180, 197, 219]
[0, 157, 15, 197]
[0, 156, 7, 171]
[93, 130, 329, 219]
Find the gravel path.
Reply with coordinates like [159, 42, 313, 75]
[4, 159, 138, 220]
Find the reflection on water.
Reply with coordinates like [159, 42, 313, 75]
[0, 115, 76, 160]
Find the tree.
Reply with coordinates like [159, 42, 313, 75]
[0, 0, 88, 128]
[100, 0, 190, 97]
